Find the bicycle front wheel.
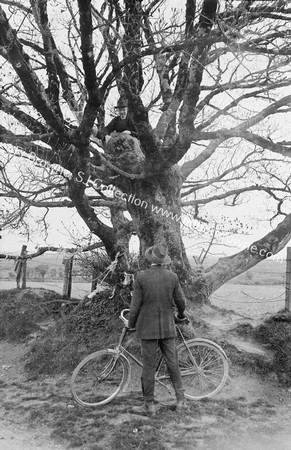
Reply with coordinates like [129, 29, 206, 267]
[178, 338, 229, 400]
[70, 349, 130, 407]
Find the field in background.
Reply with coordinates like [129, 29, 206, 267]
[0, 280, 91, 299]
[1, 250, 287, 284]
[210, 283, 285, 318]
[0, 251, 288, 317]
[0, 280, 285, 319]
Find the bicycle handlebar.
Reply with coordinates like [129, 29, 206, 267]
[174, 314, 190, 325]
[119, 308, 130, 327]
[119, 308, 190, 329]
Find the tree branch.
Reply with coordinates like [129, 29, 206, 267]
[0, 6, 68, 137]
[0, 94, 48, 135]
[204, 212, 291, 294]
[179, 94, 291, 170]
[0, 0, 32, 14]
[0, 242, 104, 260]
[76, 0, 102, 142]
[181, 185, 289, 207]
[32, 0, 63, 118]
[178, 0, 218, 141]
[180, 138, 223, 180]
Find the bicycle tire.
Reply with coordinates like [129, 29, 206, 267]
[177, 338, 229, 400]
[70, 349, 130, 407]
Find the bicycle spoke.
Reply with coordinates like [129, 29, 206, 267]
[177, 339, 228, 400]
[71, 350, 128, 407]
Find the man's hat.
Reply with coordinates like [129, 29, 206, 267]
[145, 243, 171, 265]
[115, 98, 128, 109]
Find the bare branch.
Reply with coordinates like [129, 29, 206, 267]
[205, 212, 291, 293]
[0, 0, 32, 14]
[181, 185, 290, 208]
[181, 138, 223, 180]
[0, 6, 68, 137]
[0, 241, 104, 260]
[76, 0, 102, 141]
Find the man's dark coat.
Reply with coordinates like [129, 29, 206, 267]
[104, 115, 138, 137]
[128, 266, 186, 339]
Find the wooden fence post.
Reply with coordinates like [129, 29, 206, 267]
[62, 255, 74, 298]
[15, 245, 27, 289]
[285, 247, 291, 312]
[91, 267, 98, 292]
[21, 256, 27, 289]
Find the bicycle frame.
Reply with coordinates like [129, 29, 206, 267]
[115, 324, 196, 394]
[115, 326, 155, 369]
[71, 309, 229, 407]
[175, 325, 200, 371]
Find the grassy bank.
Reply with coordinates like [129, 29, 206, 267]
[0, 287, 290, 386]
[1, 287, 291, 449]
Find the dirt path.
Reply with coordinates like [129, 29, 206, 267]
[0, 341, 67, 450]
[204, 371, 291, 450]
[0, 420, 66, 450]
[1, 340, 291, 449]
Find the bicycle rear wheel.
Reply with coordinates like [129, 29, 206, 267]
[178, 338, 228, 400]
[70, 349, 130, 407]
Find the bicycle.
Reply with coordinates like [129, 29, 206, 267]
[70, 309, 229, 407]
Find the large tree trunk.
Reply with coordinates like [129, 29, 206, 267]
[70, 135, 291, 304]
[128, 165, 192, 281]
[95, 136, 291, 303]
[105, 134, 192, 280]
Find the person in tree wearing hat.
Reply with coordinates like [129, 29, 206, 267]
[102, 98, 138, 144]
[128, 243, 189, 416]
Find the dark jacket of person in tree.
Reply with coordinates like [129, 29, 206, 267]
[98, 98, 138, 143]
[104, 114, 138, 138]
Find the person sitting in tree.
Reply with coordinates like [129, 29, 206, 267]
[102, 98, 138, 144]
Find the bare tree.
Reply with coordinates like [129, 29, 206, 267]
[0, 0, 291, 302]
[35, 263, 49, 281]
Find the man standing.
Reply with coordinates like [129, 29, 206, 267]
[128, 243, 188, 415]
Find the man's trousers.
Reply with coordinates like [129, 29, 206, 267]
[140, 338, 184, 404]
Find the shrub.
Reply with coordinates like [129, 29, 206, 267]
[25, 288, 132, 376]
[0, 304, 37, 340]
[253, 312, 291, 385]
[0, 288, 77, 341]
[25, 326, 85, 376]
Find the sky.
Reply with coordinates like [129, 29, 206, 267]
[0, 0, 290, 262]
[1, 194, 285, 260]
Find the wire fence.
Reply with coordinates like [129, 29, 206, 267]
[210, 283, 286, 318]
[1, 246, 290, 315]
